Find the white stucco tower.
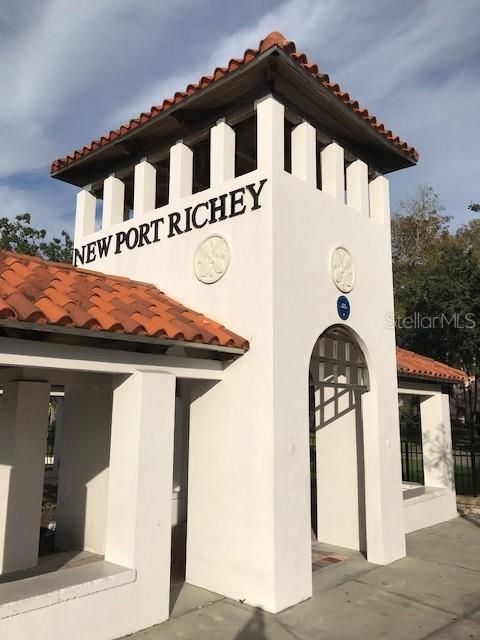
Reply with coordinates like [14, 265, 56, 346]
[52, 32, 418, 613]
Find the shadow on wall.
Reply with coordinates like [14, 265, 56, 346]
[421, 419, 455, 490]
[314, 385, 356, 429]
[54, 381, 113, 558]
[310, 382, 367, 554]
[234, 607, 267, 640]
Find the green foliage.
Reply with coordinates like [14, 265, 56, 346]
[0, 213, 73, 263]
[391, 185, 451, 319]
[392, 188, 480, 425]
[40, 230, 73, 263]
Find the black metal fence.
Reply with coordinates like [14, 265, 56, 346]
[451, 421, 480, 497]
[399, 395, 424, 485]
[400, 434, 425, 485]
[400, 412, 480, 496]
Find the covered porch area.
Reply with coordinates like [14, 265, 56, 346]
[0, 251, 247, 639]
[0, 337, 233, 636]
[396, 347, 465, 533]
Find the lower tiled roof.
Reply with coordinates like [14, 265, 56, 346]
[0, 251, 248, 350]
[0, 252, 466, 379]
[396, 347, 466, 383]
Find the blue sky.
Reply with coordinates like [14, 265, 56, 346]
[1, 0, 479, 239]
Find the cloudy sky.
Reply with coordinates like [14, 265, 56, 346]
[1, 0, 479, 238]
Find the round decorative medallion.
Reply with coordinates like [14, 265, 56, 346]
[194, 235, 231, 284]
[331, 247, 355, 293]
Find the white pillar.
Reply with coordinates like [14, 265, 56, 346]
[256, 95, 285, 174]
[55, 384, 112, 554]
[347, 159, 369, 216]
[210, 121, 235, 186]
[134, 161, 156, 216]
[420, 393, 455, 490]
[362, 373, 406, 564]
[0, 381, 50, 573]
[321, 142, 345, 201]
[169, 142, 193, 201]
[74, 190, 96, 243]
[172, 382, 190, 526]
[102, 176, 125, 227]
[369, 175, 390, 225]
[104, 371, 175, 619]
[291, 121, 316, 187]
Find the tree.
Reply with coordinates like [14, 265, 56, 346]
[0, 213, 73, 263]
[408, 238, 480, 377]
[40, 230, 73, 263]
[391, 184, 451, 323]
[392, 188, 480, 429]
[455, 202, 480, 261]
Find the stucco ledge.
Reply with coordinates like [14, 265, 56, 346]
[0, 561, 136, 619]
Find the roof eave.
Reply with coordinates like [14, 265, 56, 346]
[397, 371, 463, 385]
[0, 319, 248, 358]
[275, 50, 417, 173]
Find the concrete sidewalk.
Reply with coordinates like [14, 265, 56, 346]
[124, 517, 480, 640]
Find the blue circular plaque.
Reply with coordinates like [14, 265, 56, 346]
[337, 295, 350, 320]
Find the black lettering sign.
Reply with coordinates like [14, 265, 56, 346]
[73, 178, 268, 266]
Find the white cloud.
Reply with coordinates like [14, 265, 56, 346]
[0, 0, 201, 176]
[0, 181, 73, 238]
[109, 0, 342, 126]
[0, 0, 479, 232]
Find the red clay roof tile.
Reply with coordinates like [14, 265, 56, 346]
[0, 253, 466, 375]
[396, 347, 466, 383]
[50, 31, 418, 174]
[0, 250, 249, 350]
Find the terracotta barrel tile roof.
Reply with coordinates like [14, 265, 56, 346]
[396, 347, 466, 383]
[50, 31, 418, 174]
[0, 251, 248, 351]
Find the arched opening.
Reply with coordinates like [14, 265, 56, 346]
[309, 325, 369, 553]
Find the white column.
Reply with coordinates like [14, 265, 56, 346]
[104, 371, 175, 619]
[134, 161, 156, 216]
[169, 142, 193, 201]
[321, 142, 345, 201]
[369, 175, 390, 225]
[256, 95, 285, 174]
[420, 393, 455, 490]
[292, 122, 317, 187]
[102, 176, 125, 227]
[55, 384, 112, 554]
[0, 381, 50, 573]
[291, 121, 316, 187]
[362, 374, 406, 564]
[74, 190, 96, 243]
[210, 121, 235, 186]
[347, 159, 369, 216]
[172, 382, 190, 526]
